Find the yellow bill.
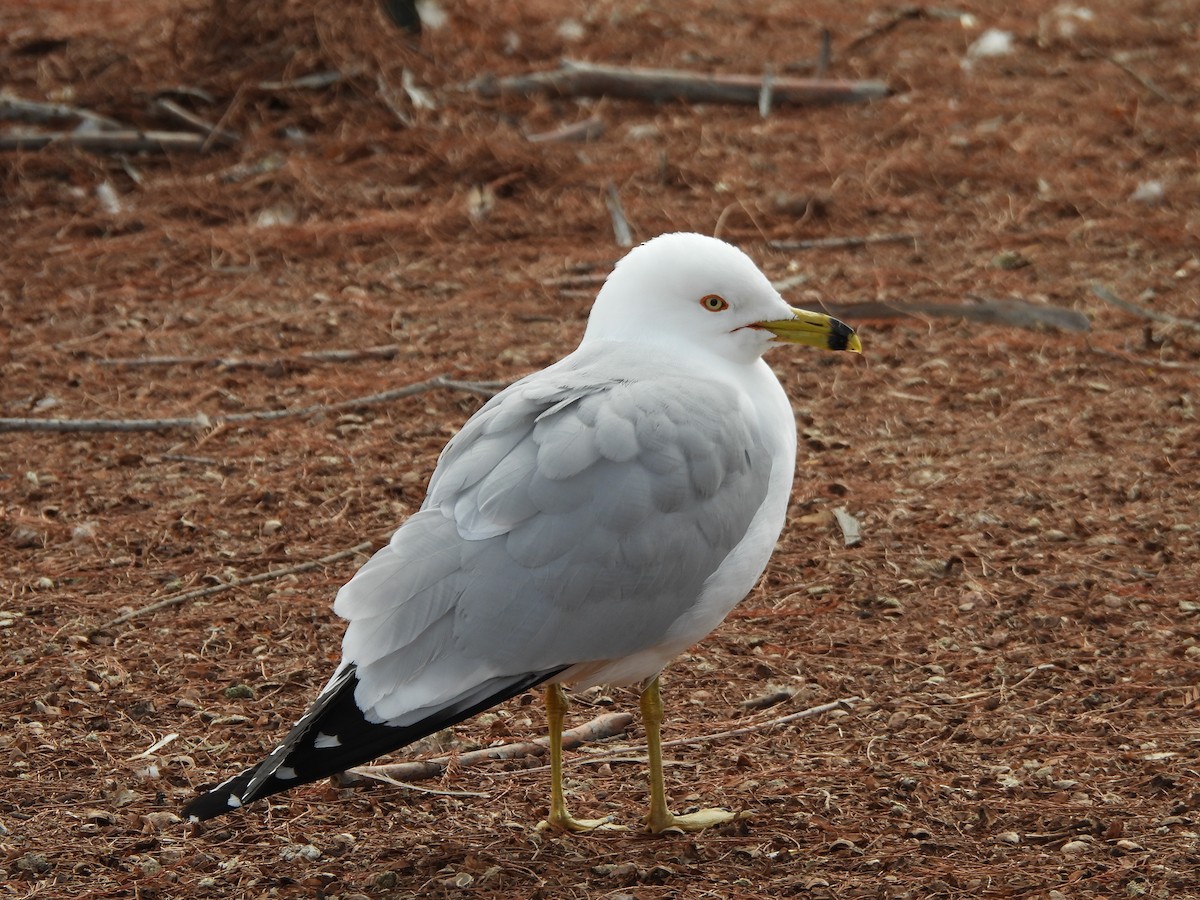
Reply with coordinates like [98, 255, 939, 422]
[756, 306, 862, 352]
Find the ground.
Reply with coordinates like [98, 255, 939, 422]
[2, 0, 1199, 897]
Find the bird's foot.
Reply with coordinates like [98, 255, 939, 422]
[645, 807, 745, 835]
[536, 810, 628, 833]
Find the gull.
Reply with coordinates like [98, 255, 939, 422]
[182, 232, 860, 833]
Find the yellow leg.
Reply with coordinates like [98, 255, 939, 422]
[641, 675, 738, 834]
[537, 684, 625, 833]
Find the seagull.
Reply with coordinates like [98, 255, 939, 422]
[182, 232, 860, 833]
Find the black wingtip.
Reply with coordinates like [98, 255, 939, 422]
[182, 664, 565, 821]
[182, 767, 259, 822]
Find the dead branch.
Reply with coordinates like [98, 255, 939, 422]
[0, 375, 506, 434]
[257, 71, 344, 91]
[94, 540, 376, 633]
[151, 98, 240, 146]
[541, 272, 608, 288]
[1091, 48, 1179, 104]
[474, 59, 889, 107]
[605, 182, 634, 247]
[339, 712, 635, 786]
[653, 696, 861, 752]
[525, 116, 605, 143]
[436, 378, 508, 399]
[95, 344, 404, 369]
[758, 65, 775, 118]
[739, 689, 796, 711]
[1091, 284, 1200, 331]
[0, 94, 125, 130]
[504, 696, 862, 778]
[769, 233, 917, 251]
[823, 298, 1090, 333]
[816, 28, 832, 78]
[845, 6, 926, 53]
[0, 129, 222, 153]
[1086, 344, 1200, 372]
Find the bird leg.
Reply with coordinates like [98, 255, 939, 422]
[538, 683, 625, 832]
[640, 675, 738, 834]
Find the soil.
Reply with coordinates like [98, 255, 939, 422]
[2, 1, 1199, 897]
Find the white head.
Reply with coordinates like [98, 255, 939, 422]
[582, 233, 858, 365]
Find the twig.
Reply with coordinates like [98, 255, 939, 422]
[257, 71, 343, 91]
[339, 712, 635, 786]
[152, 98, 240, 146]
[1086, 344, 1200, 372]
[0, 130, 220, 153]
[816, 28, 832, 78]
[1091, 284, 1200, 331]
[758, 65, 775, 119]
[1092, 49, 1179, 104]
[739, 689, 796, 711]
[845, 6, 925, 54]
[605, 182, 634, 247]
[93, 541, 376, 633]
[504, 696, 862, 777]
[160, 453, 222, 466]
[0, 94, 124, 130]
[769, 233, 916, 251]
[349, 769, 490, 798]
[822, 298, 1090, 333]
[474, 59, 889, 107]
[435, 378, 508, 399]
[652, 696, 861, 751]
[0, 375, 507, 433]
[526, 116, 605, 143]
[541, 272, 608, 288]
[832, 507, 863, 547]
[94, 344, 405, 369]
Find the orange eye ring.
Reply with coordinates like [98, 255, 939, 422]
[700, 294, 729, 312]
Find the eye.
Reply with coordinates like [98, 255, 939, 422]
[700, 294, 729, 312]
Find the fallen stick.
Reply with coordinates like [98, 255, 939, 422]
[632, 696, 857, 753]
[0, 94, 124, 130]
[94, 540, 376, 633]
[1092, 48, 1178, 104]
[816, 28, 832, 78]
[95, 344, 404, 369]
[822, 298, 1090, 333]
[769, 233, 916, 251]
[758, 65, 775, 118]
[0, 129, 219, 153]
[152, 98, 240, 147]
[1087, 345, 1200, 372]
[257, 71, 344, 91]
[605, 182, 633, 247]
[541, 272, 608, 288]
[339, 712, 635, 787]
[1091, 284, 1200, 331]
[845, 6, 926, 53]
[0, 375, 506, 433]
[474, 59, 889, 107]
[503, 696, 863, 777]
[525, 115, 605, 143]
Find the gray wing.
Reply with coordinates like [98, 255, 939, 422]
[334, 350, 775, 725]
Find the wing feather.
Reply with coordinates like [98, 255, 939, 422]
[334, 345, 777, 726]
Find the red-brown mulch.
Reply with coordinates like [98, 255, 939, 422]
[2, 1, 1198, 897]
